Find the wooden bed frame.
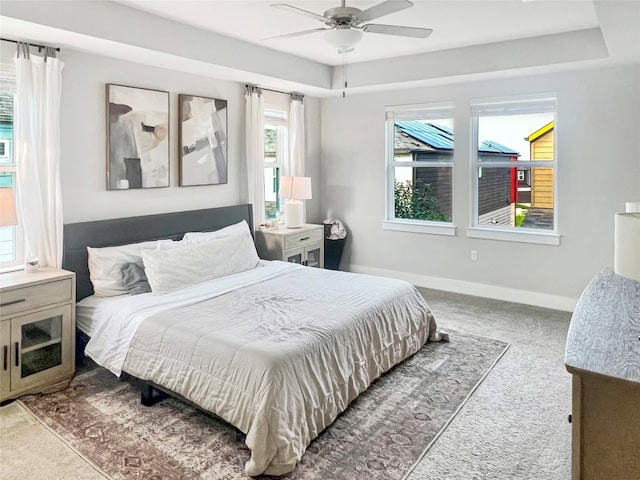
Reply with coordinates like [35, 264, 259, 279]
[62, 204, 254, 405]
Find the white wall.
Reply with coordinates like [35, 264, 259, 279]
[0, 43, 321, 224]
[320, 63, 640, 308]
[59, 48, 242, 222]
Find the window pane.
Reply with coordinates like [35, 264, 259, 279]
[476, 166, 554, 230]
[0, 172, 12, 187]
[394, 119, 454, 162]
[264, 125, 277, 163]
[0, 70, 18, 265]
[264, 109, 286, 222]
[0, 172, 15, 262]
[477, 112, 554, 162]
[391, 116, 453, 224]
[394, 167, 452, 222]
[264, 167, 280, 220]
[0, 93, 13, 165]
[0, 226, 16, 262]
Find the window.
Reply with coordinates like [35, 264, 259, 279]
[384, 103, 454, 235]
[0, 67, 21, 267]
[469, 96, 559, 245]
[263, 106, 288, 220]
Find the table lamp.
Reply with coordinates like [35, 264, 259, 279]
[279, 176, 311, 229]
[614, 201, 640, 281]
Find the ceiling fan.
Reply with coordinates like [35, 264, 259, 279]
[267, 0, 433, 49]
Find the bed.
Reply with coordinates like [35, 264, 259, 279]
[63, 204, 442, 476]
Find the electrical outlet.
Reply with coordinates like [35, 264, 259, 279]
[471, 250, 478, 261]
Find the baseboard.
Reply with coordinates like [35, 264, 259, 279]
[346, 264, 577, 312]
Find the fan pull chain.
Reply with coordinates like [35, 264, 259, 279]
[342, 49, 347, 98]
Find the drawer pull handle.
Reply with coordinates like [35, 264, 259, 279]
[299, 237, 310, 241]
[0, 298, 26, 308]
[567, 414, 572, 424]
[3, 345, 7, 371]
[14, 342, 19, 367]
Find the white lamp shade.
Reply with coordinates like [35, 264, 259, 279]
[279, 176, 312, 200]
[324, 28, 363, 50]
[279, 176, 292, 199]
[614, 212, 640, 281]
[292, 176, 311, 200]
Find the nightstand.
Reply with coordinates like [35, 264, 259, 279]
[0, 268, 76, 402]
[255, 224, 324, 268]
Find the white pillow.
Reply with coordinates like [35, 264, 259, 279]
[141, 230, 260, 294]
[156, 239, 175, 249]
[87, 240, 159, 297]
[157, 220, 252, 250]
[182, 220, 250, 242]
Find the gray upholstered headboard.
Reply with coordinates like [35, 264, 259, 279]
[62, 204, 253, 301]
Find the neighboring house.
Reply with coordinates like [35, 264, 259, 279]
[526, 121, 554, 209]
[0, 93, 11, 169]
[394, 121, 454, 216]
[395, 121, 520, 225]
[516, 168, 532, 204]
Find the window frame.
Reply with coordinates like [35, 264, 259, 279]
[468, 95, 560, 246]
[384, 102, 456, 236]
[0, 68, 22, 269]
[263, 104, 288, 221]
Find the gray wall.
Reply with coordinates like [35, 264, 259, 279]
[320, 63, 640, 306]
[0, 43, 321, 224]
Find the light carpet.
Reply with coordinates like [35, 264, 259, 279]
[0, 401, 107, 480]
[408, 288, 573, 480]
[16, 330, 507, 480]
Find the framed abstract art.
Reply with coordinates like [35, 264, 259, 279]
[106, 84, 169, 190]
[178, 94, 228, 186]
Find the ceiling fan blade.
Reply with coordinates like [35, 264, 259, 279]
[271, 4, 333, 25]
[262, 27, 332, 41]
[363, 23, 433, 38]
[355, 0, 414, 23]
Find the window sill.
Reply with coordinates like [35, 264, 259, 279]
[0, 264, 25, 274]
[382, 220, 456, 236]
[466, 227, 561, 245]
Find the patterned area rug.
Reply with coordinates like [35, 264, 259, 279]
[19, 331, 508, 480]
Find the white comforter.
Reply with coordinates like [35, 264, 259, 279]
[81, 262, 438, 476]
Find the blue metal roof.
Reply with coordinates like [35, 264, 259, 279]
[396, 121, 453, 150]
[478, 140, 519, 155]
[396, 120, 519, 156]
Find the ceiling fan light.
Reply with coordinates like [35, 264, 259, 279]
[324, 28, 363, 50]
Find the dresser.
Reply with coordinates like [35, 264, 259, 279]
[255, 224, 324, 268]
[0, 268, 76, 403]
[564, 268, 640, 480]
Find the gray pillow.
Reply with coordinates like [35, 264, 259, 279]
[121, 263, 151, 295]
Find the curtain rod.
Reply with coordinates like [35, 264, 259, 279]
[1, 38, 60, 52]
[246, 84, 303, 98]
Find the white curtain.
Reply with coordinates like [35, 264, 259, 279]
[245, 85, 265, 227]
[288, 93, 305, 177]
[14, 43, 64, 268]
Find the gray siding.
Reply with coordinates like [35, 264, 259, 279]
[478, 168, 511, 216]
